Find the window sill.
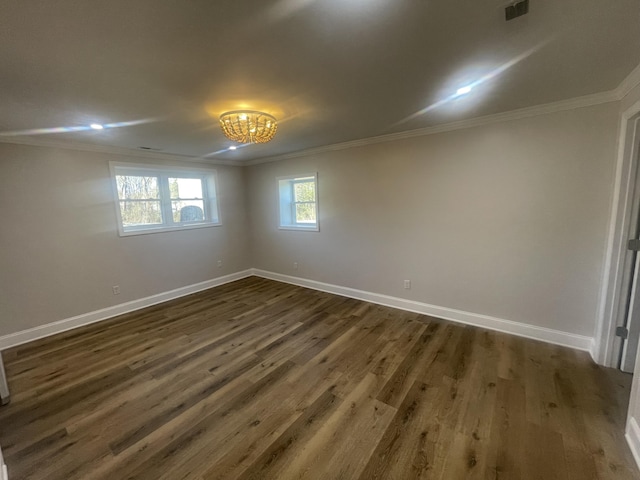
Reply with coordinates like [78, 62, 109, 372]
[278, 225, 319, 232]
[118, 222, 222, 237]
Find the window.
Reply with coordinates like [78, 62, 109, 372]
[110, 162, 220, 236]
[278, 173, 319, 231]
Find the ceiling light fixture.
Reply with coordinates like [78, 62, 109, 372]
[90, 123, 104, 130]
[228, 146, 237, 150]
[219, 110, 277, 144]
[456, 85, 473, 96]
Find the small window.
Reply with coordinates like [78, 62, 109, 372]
[110, 162, 220, 236]
[278, 173, 319, 231]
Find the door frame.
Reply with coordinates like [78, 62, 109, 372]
[596, 99, 640, 367]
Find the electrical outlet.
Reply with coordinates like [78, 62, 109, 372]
[293, 262, 298, 270]
[217, 260, 223, 268]
[112, 285, 121, 295]
[404, 280, 411, 290]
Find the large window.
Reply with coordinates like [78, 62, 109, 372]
[278, 173, 319, 231]
[110, 162, 220, 236]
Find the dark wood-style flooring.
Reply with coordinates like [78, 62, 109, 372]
[0, 277, 637, 479]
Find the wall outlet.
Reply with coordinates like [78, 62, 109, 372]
[217, 260, 223, 268]
[112, 285, 121, 295]
[293, 262, 298, 270]
[404, 280, 411, 290]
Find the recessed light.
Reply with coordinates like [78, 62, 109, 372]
[456, 86, 473, 96]
[229, 146, 237, 150]
[90, 123, 104, 130]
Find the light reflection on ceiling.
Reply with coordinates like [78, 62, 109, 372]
[393, 40, 552, 129]
[0, 118, 157, 137]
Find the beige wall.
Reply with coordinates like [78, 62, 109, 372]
[0, 143, 249, 337]
[0, 101, 625, 342]
[247, 102, 620, 337]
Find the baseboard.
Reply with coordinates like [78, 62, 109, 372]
[626, 417, 640, 471]
[0, 268, 595, 354]
[251, 269, 594, 352]
[0, 270, 253, 351]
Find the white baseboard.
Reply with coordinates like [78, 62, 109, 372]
[251, 269, 594, 353]
[0, 270, 253, 351]
[0, 268, 594, 355]
[626, 417, 640, 471]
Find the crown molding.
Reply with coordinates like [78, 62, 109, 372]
[616, 63, 640, 100]
[3, 65, 636, 168]
[244, 89, 620, 166]
[0, 135, 240, 166]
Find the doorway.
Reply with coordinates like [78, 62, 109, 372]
[619, 118, 640, 372]
[598, 108, 640, 371]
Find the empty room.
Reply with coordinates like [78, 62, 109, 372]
[2, 1, 640, 479]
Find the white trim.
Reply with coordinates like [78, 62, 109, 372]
[116, 222, 222, 237]
[617, 63, 640, 100]
[277, 173, 319, 232]
[245, 90, 619, 166]
[0, 270, 253, 351]
[0, 354, 8, 405]
[626, 416, 640, 471]
[0, 136, 239, 166]
[277, 226, 320, 232]
[595, 99, 640, 366]
[0, 87, 623, 168]
[109, 161, 221, 175]
[589, 338, 597, 362]
[1, 63, 637, 169]
[0, 268, 595, 355]
[252, 269, 594, 352]
[0, 442, 7, 480]
[109, 161, 222, 236]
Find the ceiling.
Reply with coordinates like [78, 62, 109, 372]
[1, 0, 639, 163]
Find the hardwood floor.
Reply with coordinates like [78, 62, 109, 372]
[0, 276, 637, 479]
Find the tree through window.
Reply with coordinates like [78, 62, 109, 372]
[110, 163, 220, 236]
[278, 174, 319, 231]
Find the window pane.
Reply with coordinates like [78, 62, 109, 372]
[116, 175, 159, 200]
[293, 181, 315, 202]
[169, 177, 203, 199]
[295, 202, 316, 223]
[119, 200, 162, 226]
[172, 200, 205, 222]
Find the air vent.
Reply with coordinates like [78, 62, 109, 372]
[505, 0, 529, 21]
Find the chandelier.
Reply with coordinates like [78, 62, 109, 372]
[219, 110, 278, 144]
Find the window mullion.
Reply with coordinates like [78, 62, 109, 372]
[200, 176, 209, 221]
[290, 183, 297, 223]
[159, 175, 173, 226]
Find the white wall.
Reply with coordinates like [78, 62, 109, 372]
[0, 143, 249, 338]
[247, 102, 620, 339]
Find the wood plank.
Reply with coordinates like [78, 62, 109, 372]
[0, 277, 635, 480]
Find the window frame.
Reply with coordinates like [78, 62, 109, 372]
[109, 161, 221, 237]
[277, 173, 319, 232]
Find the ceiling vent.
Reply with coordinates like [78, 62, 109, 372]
[505, 0, 529, 21]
